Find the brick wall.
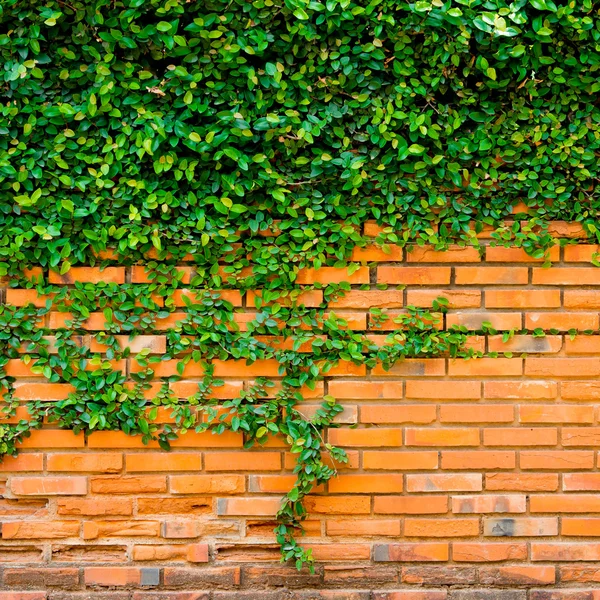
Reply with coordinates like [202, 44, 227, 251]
[2, 236, 600, 599]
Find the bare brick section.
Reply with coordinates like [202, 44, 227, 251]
[4, 247, 600, 596]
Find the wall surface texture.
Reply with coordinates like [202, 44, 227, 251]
[3, 235, 600, 600]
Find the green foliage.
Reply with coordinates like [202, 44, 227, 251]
[1, 0, 599, 279]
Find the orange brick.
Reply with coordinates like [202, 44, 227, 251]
[483, 517, 558, 537]
[406, 474, 482, 493]
[405, 380, 480, 400]
[446, 312, 522, 331]
[374, 543, 449, 562]
[486, 473, 559, 492]
[455, 267, 528, 285]
[126, 453, 201, 472]
[363, 451, 438, 471]
[11, 476, 87, 496]
[564, 290, 600, 308]
[563, 244, 600, 262]
[403, 518, 478, 538]
[531, 495, 600, 513]
[3, 521, 80, 539]
[374, 496, 448, 515]
[86, 432, 159, 449]
[131, 265, 193, 283]
[360, 405, 436, 424]
[329, 290, 403, 309]
[488, 334, 562, 354]
[377, 267, 451, 285]
[565, 336, 600, 354]
[83, 520, 160, 540]
[372, 359, 445, 377]
[296, 267, 369, 285]
[47, 453, 122, 473]
[485, 380, 557, 400]
[309, 544, 371, 561]
[449, 358, 522, 377]
[562, 427, 600, 446]
[520, 451, 594, 470]
[351, 244, 404, 262]
[531, 542, 600, 561]
[562, 518, 600, 536]
[90, 476, 167, 494]
[440, 405, 514, 423]
[483, 427, 557, 446]
[526, 312, 599, 331]
[441, 451, 515, 470]
[57, 498, 132, 516]
[84, 567, 140, 586]
[533, 267, 600, 285]
[406, 246, 480, 263]
[204, 452, 281, 471]
[407, 289, 481, 308]
[13, 383, 75, 400]
[326, 519, 401, 537]
[478, 565, 556, 585]
[519, 405, 594, 424]
[217, 497, 281, 516]
[485, 289, 561, 309]
[49, 267, 125, 284]
[328, 428, 402, 447]
[305, 496, 371, 515]
[405, 428, 479, 447]
[562, 381, 600, 400]
[171, 475, 245, 495]
[328, 474, 403, 494]
[485, 246, 559, 262]
[0, 454, 43, 472]
[452, 542, 527, 562]
[452, 495, 526, 514]
[563, 473, 600, 491]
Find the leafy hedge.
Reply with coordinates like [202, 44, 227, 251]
[1, 0, 599, 570]
[2, 0, 599, 277]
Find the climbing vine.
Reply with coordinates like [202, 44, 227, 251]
[1, 0, 600, 570]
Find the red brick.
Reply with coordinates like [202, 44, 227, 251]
[372, 359, 445, 377]
[171, 475, 245, 494]
[351, 244, 404, 262]
[329, 290, 403, 309]
[564, 473, 600, 491]
[328, 428, 402, 447]
[452, 495, 526, 514]
[326, 519, 401, 536]
[57, 498, 132, 516]
[531, 542, 600, 561]
[3, 521, 79, 539]
[483, 517, 558, 537]
[83, 520, 160, 540]
[478, 565, 556, 585]
[90, 476, 167, 494]
[296, 267, 369, 285]
[204, 452, 281, 471]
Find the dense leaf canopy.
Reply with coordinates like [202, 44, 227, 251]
[1, 0, 599, 279]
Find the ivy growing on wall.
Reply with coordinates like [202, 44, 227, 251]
[1, 0, 599, 570]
